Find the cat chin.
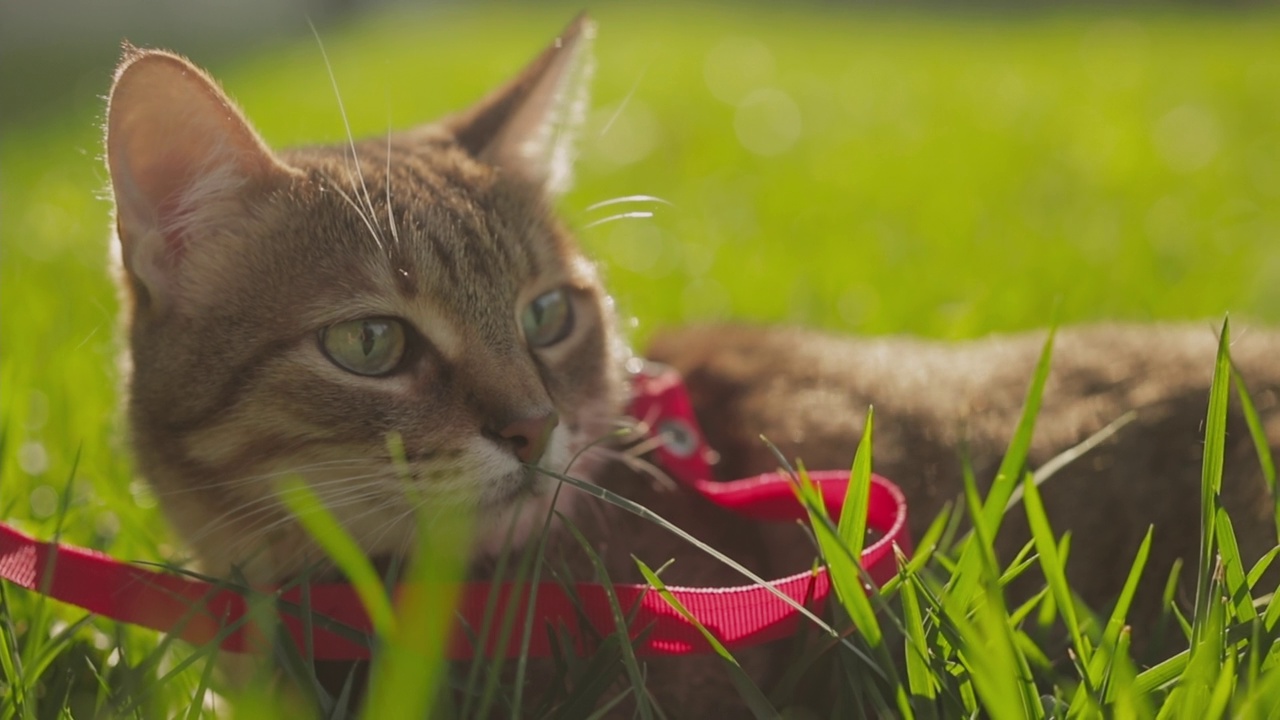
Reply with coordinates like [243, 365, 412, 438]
[469, 483, 579, 559]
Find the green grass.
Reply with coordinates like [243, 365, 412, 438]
[2, 2, 1280, 717]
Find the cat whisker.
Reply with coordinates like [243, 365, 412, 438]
[308, 19, 387, 252]
[213, 485, 406, 567]
[597, 66, 648, 138]
[584, 195, 674, 212]
[583, 211, 654, 229]
[182, 470, 400, 548]
[151, 458, 382, 498]
[384, 126, 402, 247]
[332, 180, 386, 253]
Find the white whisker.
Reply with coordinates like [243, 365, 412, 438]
[583, 211, 653, 229]
[332, 184, 385, 251]
[308, 19, 386, 252]
[598, 67, 647, 138]
[385, 125, 402, 247]
[584, 194, 673, 212]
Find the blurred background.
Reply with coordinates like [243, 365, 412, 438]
[1, 1, 1279, 536]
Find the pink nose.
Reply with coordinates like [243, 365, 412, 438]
[499, 411, 559, 464]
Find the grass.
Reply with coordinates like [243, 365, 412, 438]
[2, 2, 1280, 717]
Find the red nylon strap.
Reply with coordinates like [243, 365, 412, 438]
[0, 366, 911, 659]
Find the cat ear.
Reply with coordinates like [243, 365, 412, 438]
[448, 14, 596, 196]
[106, 45, 292, 310]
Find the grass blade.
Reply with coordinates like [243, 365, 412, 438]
[795, 463, 883, 648]
[899, 571, 937, 706]
[635, 560, 778, 720]
[275, 476, 395, 637]
[1214, 507, 1255, 622]
[362, 499, 471, 719]
[1192, 318, 1232, 642]
[562, 520, 653, 720]
[950, 329, 1056, 611]
[982, 327, 1056, 534]
[1021, 471, 1092, 677]
[838, 406, 874, 559]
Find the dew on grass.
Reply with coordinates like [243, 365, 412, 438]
[18, 440, 49, 476]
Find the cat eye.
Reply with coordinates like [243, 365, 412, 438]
[321, 318, 407, 376]
[521, 288, 574, 348]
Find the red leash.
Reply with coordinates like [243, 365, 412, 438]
[0, 365, 910, 660]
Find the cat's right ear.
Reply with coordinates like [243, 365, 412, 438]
[106, 46, 294, 312]
[447, 15, 595, 196]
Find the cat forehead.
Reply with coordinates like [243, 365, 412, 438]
[265, 138, 586, 328]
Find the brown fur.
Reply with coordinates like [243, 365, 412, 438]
[648, 323, 1280, 626]
[106, 16, 1280, 719]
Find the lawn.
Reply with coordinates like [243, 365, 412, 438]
[2, 2, 1279, 716]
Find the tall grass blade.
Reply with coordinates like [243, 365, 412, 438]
[795, 463, 883, 648]
[1246, 545, 1280, 590]
[275, 477, 395, 637]
[950, 329, 1056, 611]
[1214, 507, 1255, 622]
[1021, 472, 1093, 688]
[562, 520, 653, 720]
[982, 327, 1056, 533]
[1090, 527, 1152, 685]
[954, 464, 1043, 719]
[1203, 654, 1235, 720]
[1192, 318, 1232, 643]
[838, 406, 874, 559]
[362, 501, 470, 719]
[899, 570, 937, 709]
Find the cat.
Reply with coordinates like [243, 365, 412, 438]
[106, 14, 1280, 717]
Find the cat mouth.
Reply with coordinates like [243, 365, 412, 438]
[483, 466, 545, 508]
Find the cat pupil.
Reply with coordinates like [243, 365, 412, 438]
[320, 318, 405, 376]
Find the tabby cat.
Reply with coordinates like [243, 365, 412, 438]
[106, 15, 1280, 717]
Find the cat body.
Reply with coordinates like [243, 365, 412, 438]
[104, 16, 1280, 717]
[650, 323, 1280, 625]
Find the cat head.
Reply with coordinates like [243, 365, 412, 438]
[106, 16, 627, 582]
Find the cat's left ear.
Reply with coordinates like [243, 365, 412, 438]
[447, 14, 595, 196]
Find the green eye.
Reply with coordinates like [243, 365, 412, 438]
[321, 318, 407, 376]
[521, 288, 574, 348]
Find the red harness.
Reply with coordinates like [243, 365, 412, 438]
[0, 365, 910, 659]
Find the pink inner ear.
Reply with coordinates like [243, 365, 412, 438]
[107, 50, 288, 296]
[111, 141, 205, 273]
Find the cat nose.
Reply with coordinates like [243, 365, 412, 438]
[499, 411, 559, 464]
